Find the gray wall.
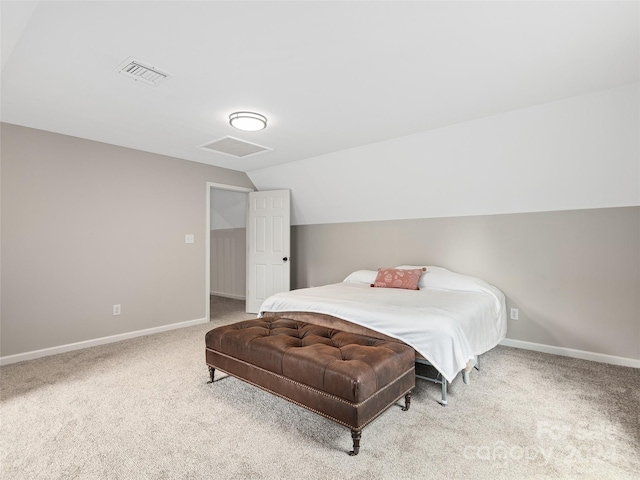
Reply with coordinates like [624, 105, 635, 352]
[1, 123, 255, 357]
[210, 228, 246, 299]
[291, 207, 639, 361]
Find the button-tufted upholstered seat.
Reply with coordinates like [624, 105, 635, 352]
[205, 317, 415, 455]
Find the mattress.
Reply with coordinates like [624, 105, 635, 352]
[259, 266, 507, 382]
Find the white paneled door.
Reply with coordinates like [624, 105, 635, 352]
[246, 190, 291, 313]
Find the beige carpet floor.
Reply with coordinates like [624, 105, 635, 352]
[1, 296, 638, 479]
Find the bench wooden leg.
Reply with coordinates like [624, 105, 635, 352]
[349, 430, 361, 456]
[207, 366, 215, 384]
[402, 391, 412, 411]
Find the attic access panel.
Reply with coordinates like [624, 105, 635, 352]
[198, 136, 272, 158]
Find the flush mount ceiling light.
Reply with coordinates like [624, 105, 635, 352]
[229, 111, 267, 131]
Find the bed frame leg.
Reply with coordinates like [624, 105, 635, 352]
[463, 355, 481, 385]
[401, 391, 412, 411]
[441, 379, 447, 407]
[349, 430, 361, 456]
[207, 366, 215, 384]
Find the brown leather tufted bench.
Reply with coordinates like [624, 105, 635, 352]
[205, 317, 415, 455]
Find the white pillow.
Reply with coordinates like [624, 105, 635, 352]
[396, 265, 506, 318]
[343, 270, 378, 284]
[396, 265, 487, 291]
[394, 265, 430, 288]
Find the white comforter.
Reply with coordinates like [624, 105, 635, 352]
[259, 266, 507, 382]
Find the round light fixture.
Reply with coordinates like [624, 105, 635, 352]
[229, 111, 267, 131]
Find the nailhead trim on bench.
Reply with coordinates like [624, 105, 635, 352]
[209, 358, 414, 431]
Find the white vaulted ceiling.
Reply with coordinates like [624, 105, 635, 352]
[1, 1, 638, 173]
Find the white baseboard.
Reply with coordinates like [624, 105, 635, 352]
[0, 317, 209, 366]
[500, 338, 640, 368]
[5, 324, 635, 369]
[210, 291, 246, 301]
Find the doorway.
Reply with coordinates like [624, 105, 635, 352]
[206, 182, 253, 321]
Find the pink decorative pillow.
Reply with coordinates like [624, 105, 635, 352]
[371, 267, 426, 290]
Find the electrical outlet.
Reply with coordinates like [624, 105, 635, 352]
[185, 234, 194, 244]
[510, 307, 519, 320]
[113, 304, 121, 316]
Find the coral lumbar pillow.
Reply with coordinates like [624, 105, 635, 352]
[371, 267, 426, 290]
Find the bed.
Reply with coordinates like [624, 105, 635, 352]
[258, 265, 507, 405]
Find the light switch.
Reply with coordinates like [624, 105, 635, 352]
[185, 234, 194, 244]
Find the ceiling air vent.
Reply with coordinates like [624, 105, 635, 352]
[198, 136, 272, 158]
[115, 57, 171, 86]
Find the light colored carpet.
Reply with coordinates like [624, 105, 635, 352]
[1, 297, 638, 479]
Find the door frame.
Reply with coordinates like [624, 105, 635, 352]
[205, 182, 254, 321]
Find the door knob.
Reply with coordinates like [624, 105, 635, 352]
[283, 257, 288, 262]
